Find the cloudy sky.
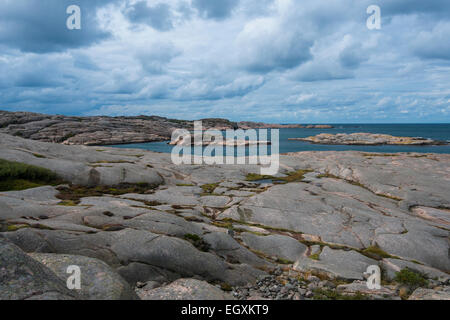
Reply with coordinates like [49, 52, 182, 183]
[0, 0, 449, 123]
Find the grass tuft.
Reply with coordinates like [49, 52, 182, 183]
[0, 159, 61, 191]
[200, 183, 219, 194]
[361, 246, 393, 260]
[394, 268, 428, 289]
[56, 183, 157, 203]
[246, 169, 312, 183]
[184, 234, 211, 252]
[313, 288, 368, 300]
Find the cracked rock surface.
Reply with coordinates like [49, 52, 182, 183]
[0, 133, 449, 300]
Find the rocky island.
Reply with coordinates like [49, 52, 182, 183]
[0, 131, 449, 300]
[290, 133, 448, 145]
[0, 111, 332, 146]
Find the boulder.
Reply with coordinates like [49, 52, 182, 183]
[30, 253, 138, 300]
[0, 238, 77, 300]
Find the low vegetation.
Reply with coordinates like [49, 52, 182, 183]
[56, 182, 156, 204]
[361, 246, 393, 260]
[394, 268, 428, 289]
[245, 173, 277, 182]
[313, 288, 368, 300]
[57, 200, 78, 206]
[308, 253, 321, 261]
[246, 169, 312, 183]
[184, 234, 211, 252]
[276, 258, 294, 265]
[0, 159, 62, 191]
[200, 183, 219, 194]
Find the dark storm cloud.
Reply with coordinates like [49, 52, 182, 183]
[192, 0, 240, 20]
[0, 0, 113, 53]
[0, 0, 449, 122]
[125, 1, 174, 31]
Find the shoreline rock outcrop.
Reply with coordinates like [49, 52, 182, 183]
[0, 110, 331, 146]
[290, 132, 448, 145]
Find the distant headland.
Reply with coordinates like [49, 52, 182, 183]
[0, 110, 332, 146]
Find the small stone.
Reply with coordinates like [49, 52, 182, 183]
[308, 275, 320, 283]
[284, 283, 294, 291]
[293, 293, 302, 300]
[307, 283, 317, 290]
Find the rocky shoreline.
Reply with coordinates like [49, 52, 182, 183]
[291, 133, 448, 145]
[0, 111, 332, 146]
[0, 133, 449, 300]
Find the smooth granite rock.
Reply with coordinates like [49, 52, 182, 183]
[1, 131, 450, 300]
[240, 233, 307, 262]
[29, 253, 138, 300]
[0, 238, 77, 300]
[293, 247, 378, 280]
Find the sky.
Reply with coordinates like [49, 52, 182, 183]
[0, 0, 449, 123]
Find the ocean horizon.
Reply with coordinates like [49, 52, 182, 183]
[110, 123, 450, 155]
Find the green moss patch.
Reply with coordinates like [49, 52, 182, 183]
[394, 268, 428, 289]
[56, 182, 157, 203]
[276, 258, 294, 265]
[57, 200, 78, 206]
[200, 183, 219, 194]
[0, 159, 62, 191]
[6, 224, 30, 232]
[245, 173, 277, 182]
[184, 234, 211, 252]
[308, 253, 321, 261]
[246, 169, 312, 184]
[220, 283, 233, 292]
[313, 288, 368, 300]
[361, 246, 394, 260]
[32, 153, 47, 159]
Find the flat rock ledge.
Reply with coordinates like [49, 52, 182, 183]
[290, 133, 448, 145]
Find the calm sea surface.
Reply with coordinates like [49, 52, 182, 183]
[110, 124, 450, 155]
